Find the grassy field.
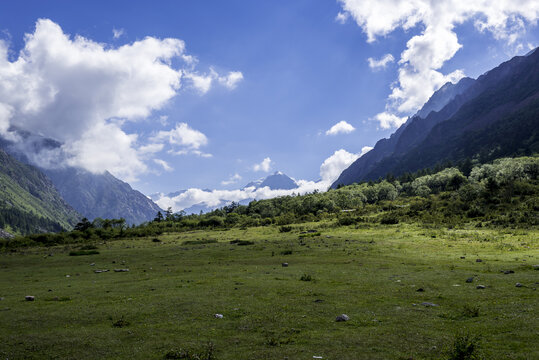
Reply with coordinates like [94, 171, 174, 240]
[0, 222, 537, 359]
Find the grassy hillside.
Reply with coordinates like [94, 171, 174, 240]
[0, 149, 80, 234]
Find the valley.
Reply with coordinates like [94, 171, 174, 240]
[0, 223, 537, 359]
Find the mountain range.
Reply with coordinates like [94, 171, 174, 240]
[1, 49, 538, 234]
[0, 133, 162, 228]
[0, 148, 80, 235]
[332, 48, 539, 187]
[152, 171, 299, 214]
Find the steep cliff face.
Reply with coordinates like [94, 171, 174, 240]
[332, 49, 539, 187]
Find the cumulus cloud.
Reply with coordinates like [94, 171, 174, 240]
[219, 71, 244, 89]
[253, 157, 272, 172]
[325, 120, 356, 135]
[185, 68, 244, 94]
[373, 112, 408, 129]
[0, 19, 241, 180]
[367, 53, 395, 70]
[155, 147, 374, 212]
[152, 122, 208, 151]
[320, 149, 360, 183]
[221, 173, 242, 186]
[338, 0, 539, 127]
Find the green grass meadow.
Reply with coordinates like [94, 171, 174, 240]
[0, 223, 537, 359]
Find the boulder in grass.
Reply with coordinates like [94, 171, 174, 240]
[335, 314, 349, 322]
[476, 285, 486, 289]
[282, 263, 289, 267]
[466, 277, 474, 283]
[515, 283, 523, 288]
[214, 313, 224, 319]
[25, 296, 35, 301]
[421, 302, 438, 307]
[114, 269, 129, 272]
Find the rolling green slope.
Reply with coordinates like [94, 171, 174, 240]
[0, 149, 80, 234]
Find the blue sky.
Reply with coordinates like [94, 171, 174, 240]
[0, 1, 538, 207]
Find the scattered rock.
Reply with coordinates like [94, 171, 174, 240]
[421, 302, 438, 307]
[25, 296, 35, 301]
[282, 263, 289, 267]
[476, 259, 482, 263]
[466, 277, 474, 283]
[335, 314, 349, 322]
[314, 299, 324, 303]
[65, 275, 71, 278]
[0, 297, 4, 300]
[416, 288, 425, 292]
[502, 270, 514, 274]
[52, 296, 59, 301]
[532, 265, 539, 270]
[476, 285, 486, 289]
[94, 269, 109, 273]
[90, 263, 95, 266]
[460, 256, 466, 259]
[113, 269, 129, 272]
[515, 283, 523, 288]
[214, 313, 224, 319]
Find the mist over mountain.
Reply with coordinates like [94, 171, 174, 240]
[332, 49, 539, 187]
[0, 132, 162, 225]
[153, 171, 303, 214]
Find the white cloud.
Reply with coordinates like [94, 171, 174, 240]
[64, 122, 147, 181]
[0, 19, 239, 180]
[153, 159, 173, 172]
[367, 53, 395, 70]
[338, 0, 539, 127]
[184, 72, 214, 94]
[326, 120, 356, 135]
[319, 149, 360, 183]
[253, 157, 272, 172]
[360, 145, 374, 156]
[112, 28, 124, 39]
[139, 143, 164, 154]
[219, 71, 244, 89]
[152, 122, 207, 149]
[185, 68, 244, 94]
[154, 147, 375, 212]
[335, 12, 350, 24]
[221, 173, 242, 186]
[373, 112, 408, 129]
[151, 122, 213, 158]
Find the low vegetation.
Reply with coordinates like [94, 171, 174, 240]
[0, 155, 537, 358]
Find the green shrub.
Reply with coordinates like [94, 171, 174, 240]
[447, 333, 482, 360]
[183, 239, 218, 245]
[279, 226, 293, 233]
[380, 214, 399, 224]
[69, 250, 100, 256]
[230, 240, 254, 246]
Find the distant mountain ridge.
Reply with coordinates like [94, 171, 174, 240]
[44, 167, 162, 225]
[332, 49, 539, 187]
[152, 171, 299, 214]
[243, 171, 298, 190]
[0, 133, 162, 225]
